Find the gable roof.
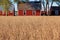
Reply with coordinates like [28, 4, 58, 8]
[51, 6, 60, 10]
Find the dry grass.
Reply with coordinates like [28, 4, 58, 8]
[0, 16, 60, 40]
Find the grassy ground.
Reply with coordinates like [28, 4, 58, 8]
[0, 16, 60, 40]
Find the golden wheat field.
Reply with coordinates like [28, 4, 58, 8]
[0, 16, 60, 40]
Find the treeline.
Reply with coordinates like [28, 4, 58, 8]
[0, 0, 60, 16]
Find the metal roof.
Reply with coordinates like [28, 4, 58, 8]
[51, 6, 60, 10]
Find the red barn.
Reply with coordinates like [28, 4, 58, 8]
[18, 1, 41, 16]
[8, 4, 15, 16]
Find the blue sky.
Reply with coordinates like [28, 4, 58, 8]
[10, 0, 59, 11]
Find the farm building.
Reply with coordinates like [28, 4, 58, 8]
[0, 4, 15, 16]
[8, 4, 15, 16]
[50, 6, 60, 16]
[18, 1, 41, 16]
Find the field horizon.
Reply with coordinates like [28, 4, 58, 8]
[0, 16, 60, 40]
